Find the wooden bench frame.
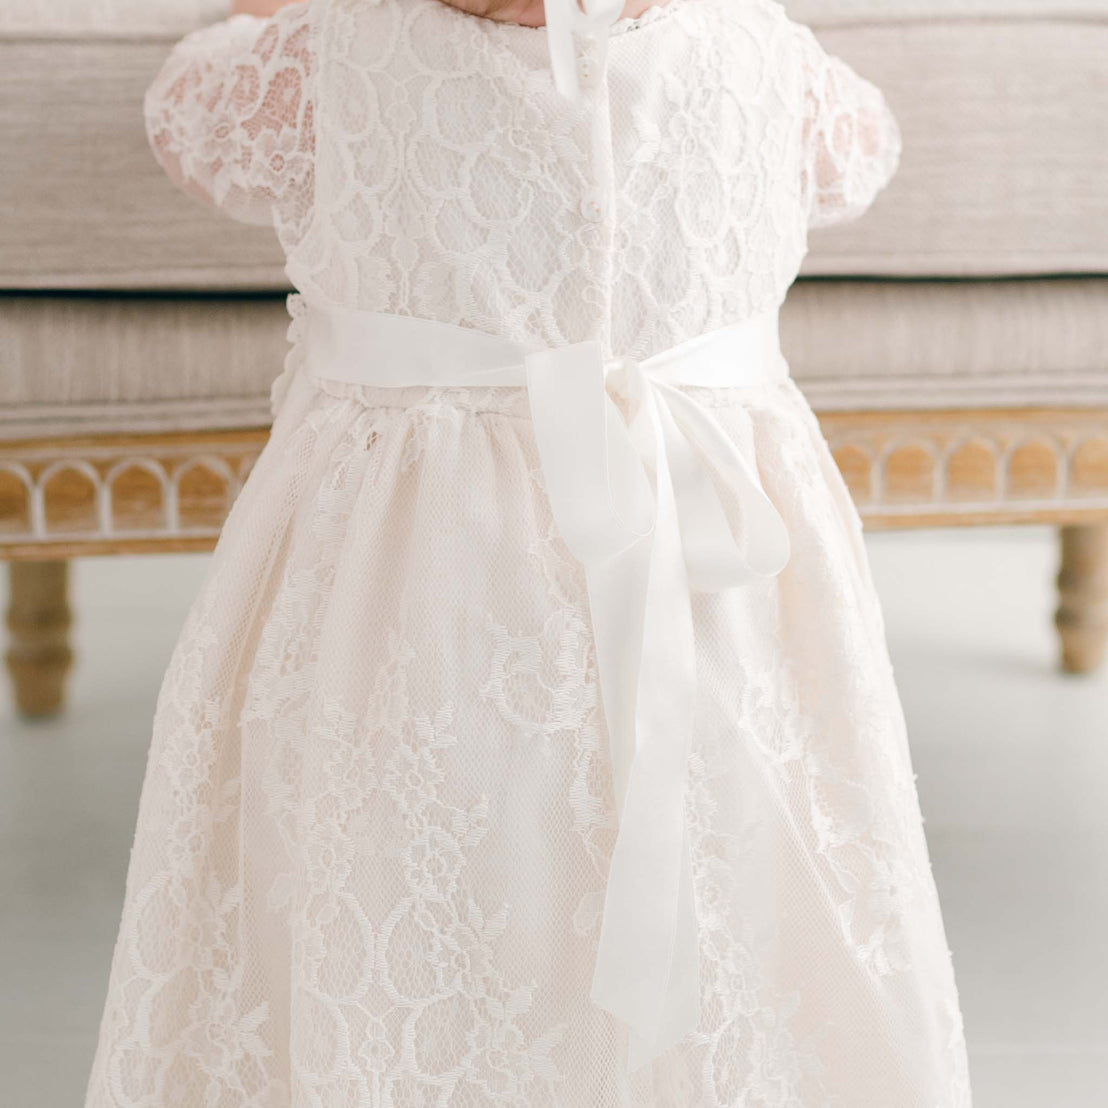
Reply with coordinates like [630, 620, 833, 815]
[4, 407, 1108, 715]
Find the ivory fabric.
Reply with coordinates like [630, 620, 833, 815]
[84, 1, 973, 1104]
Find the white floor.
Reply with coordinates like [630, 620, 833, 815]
[1, 526, 1106, 1106]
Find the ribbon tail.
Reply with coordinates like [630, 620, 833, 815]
[655, 382, 791, 593]
[526, 338, 656, 815]
[526, 342, 654, 569]
[588, 389, 701, 1075]
[527, 348, 702, 1070]
[584, 546, 649, 817]
[626, 827, 699, 1072]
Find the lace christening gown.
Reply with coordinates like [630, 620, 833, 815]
[85, 0, 973, 1104]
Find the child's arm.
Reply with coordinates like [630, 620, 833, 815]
[143, 0, 314, 228]
[794, 23, 902, 230]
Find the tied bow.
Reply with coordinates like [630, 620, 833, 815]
[525, 339, 791, 1071]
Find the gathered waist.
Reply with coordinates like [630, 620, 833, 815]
[299, 375, 801, 422]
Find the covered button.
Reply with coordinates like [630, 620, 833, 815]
[579, 190, 605, 222]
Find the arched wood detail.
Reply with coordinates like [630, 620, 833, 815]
[3, 411, 1108, 557]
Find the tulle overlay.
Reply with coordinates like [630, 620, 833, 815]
[85, 354, 970, 1106]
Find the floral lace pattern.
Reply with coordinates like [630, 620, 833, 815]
[144, 4, 316, 232]
[143, 0, 900, 357]
[87, 2, 970, 1106]
[86, 373, 971, 1107]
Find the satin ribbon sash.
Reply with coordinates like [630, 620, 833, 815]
[300, 300, 793, 1073]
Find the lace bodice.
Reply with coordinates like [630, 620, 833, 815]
[144, 0, 900, 360]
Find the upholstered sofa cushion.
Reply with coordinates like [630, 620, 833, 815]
[3, 279, 1106, 441]
[0, 1, 226, 37]
[0, 0, 1106, 290]
[0, 0, 283, 291]
[789, 0, 1108, 276]
[786, 0, 1108, 20]
[782, 278, 1108, 411]
[0, 295, 289, 439]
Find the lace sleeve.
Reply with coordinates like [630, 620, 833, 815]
[143, 2, 315, 229]
[794, 22, 902, 230]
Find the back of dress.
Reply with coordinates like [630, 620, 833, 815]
[145, 0, 900, 361]
[91, 5, 977, 1107]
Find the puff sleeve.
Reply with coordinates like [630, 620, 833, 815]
[794, 22, 902, 229]
[143, 1, 315, 229]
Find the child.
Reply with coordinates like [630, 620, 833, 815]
[86, 0, 973, 1104]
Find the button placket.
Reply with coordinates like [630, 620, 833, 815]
[576, 51, 597, 89]
[575, 35, 611, 226]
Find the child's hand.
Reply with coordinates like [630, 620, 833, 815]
[231, 0, 305, 16]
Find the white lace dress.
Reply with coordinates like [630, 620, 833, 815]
[85, 1, 973, 1104]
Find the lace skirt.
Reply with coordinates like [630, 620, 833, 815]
[84, 363, 972, 1107]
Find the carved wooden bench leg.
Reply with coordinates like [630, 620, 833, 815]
[4, 559, 74, 718]
[1055, 523, 1108, 675]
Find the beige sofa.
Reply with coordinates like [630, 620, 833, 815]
[3, 0, 1108, 714]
